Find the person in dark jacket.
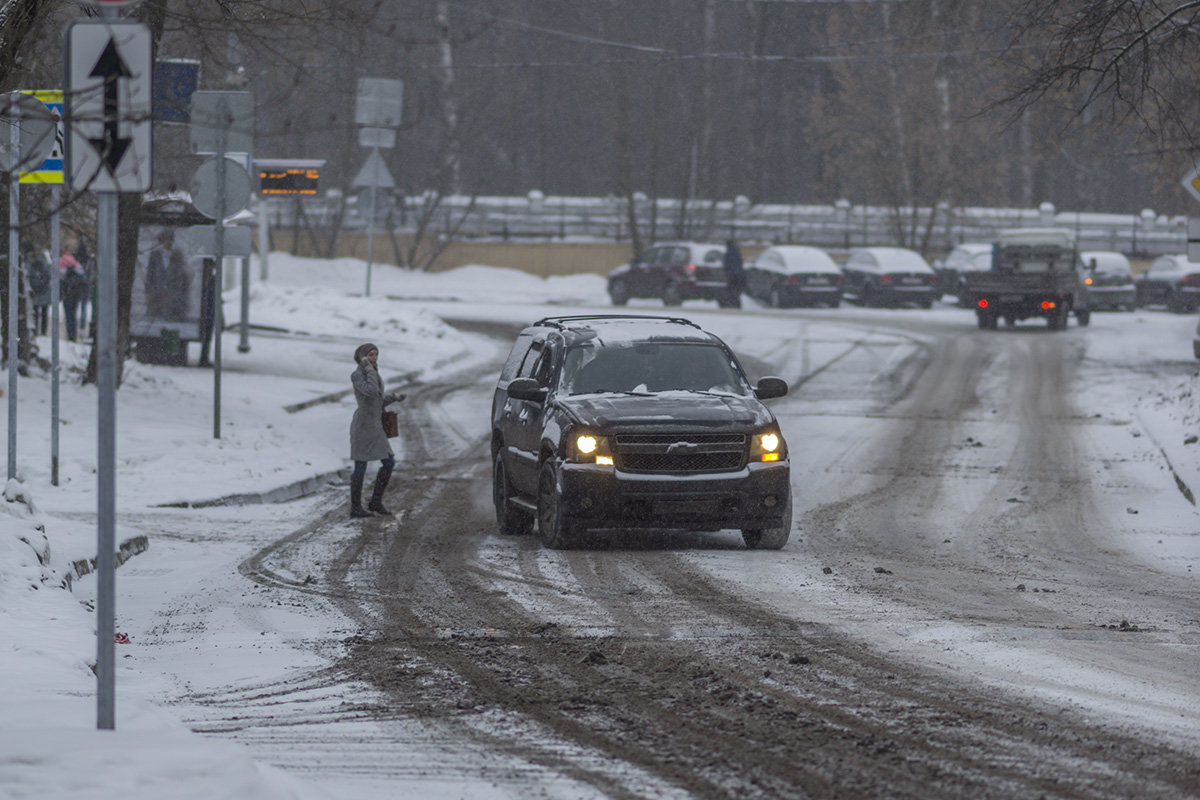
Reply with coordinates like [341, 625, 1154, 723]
[723, 238, 745, 307]
[26, 248, 51, 336]
[349, 342, 405, 518]
[60, 252, 88, 342]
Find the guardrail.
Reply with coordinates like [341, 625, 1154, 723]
[257, 193, 1190, 258]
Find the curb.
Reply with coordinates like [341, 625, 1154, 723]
[64, 535, 149, 590]
[154, 467, 351, 509]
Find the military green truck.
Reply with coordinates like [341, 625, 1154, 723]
[962, 228, 1092, 331]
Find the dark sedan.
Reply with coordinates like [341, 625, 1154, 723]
[1135, 254, 1200, 312]
[841, 247, 939, 308]
[744, 245, 843, 308]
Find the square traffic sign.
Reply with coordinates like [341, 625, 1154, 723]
[64, 20, 152, 193]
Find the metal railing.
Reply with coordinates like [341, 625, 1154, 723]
[259, 192, 1189, 258]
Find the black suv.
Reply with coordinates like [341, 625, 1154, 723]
[491, 315, 792, 549]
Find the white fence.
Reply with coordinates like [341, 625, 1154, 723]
[264, 191, 1190, 258]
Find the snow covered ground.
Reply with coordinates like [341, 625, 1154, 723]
[1, 253, 1197, 798]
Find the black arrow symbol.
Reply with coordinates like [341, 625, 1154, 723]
[88, 38, 132, 173]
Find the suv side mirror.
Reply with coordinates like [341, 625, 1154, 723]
[754, 376, 788, 400]
[507, 377, 547, 403]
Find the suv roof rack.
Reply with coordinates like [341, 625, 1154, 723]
[534, 314, 701, 330]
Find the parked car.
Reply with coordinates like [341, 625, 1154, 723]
[606, 242, 738, 307]
[1080, 251, 1136, 311]
[932, 242, 992, 302]
[1135, 254, 1200, 312]
[491, 315, 792, 550]
[744, 245, 843, 308]
[840, 247, 939, 308]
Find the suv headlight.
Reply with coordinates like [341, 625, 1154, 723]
[750, 427, 786, 462]
[568, 431, 613, 465]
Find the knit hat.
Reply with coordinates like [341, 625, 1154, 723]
[354, 343, 378, 363]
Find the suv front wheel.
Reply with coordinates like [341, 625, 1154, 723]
[538, 460, 577, 549]
[742, 494, 792, 550]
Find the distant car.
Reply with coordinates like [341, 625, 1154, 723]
[1081, 250, 1135, 311]
[607, 242, 738, 308]
[840, 247, 939, 308]
[1135, 254, 1200, 312]
[932, 242, 992, 302]
[744, 245, 843, 308]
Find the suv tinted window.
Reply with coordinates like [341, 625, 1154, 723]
[531, 342, 558, 386]
[500, 331, 539, 381]
[516, 340, 544, 378]
[561, 342, 747, 396]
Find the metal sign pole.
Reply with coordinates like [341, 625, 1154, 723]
[238, 254, 249, 352]
[95, 191, 117, 730]
[213, 111, 226, 440]
[365, 166, 377, 297]
[6, 119, 18, 481]
[258, 196, 269, 280]
[50, 185, 61, 485]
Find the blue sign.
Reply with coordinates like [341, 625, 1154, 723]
[153, 59, 200, 124]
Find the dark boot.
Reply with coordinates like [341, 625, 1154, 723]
[349, 473, 372, 518]
[367, 463, 394, 516]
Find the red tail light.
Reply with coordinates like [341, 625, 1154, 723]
[1183, 273, 1200, 286]
[687, 263, 697, 273]
[880, 274, 894, 285]
[785, 275, 799, 284]
[1041, 300, 1056, 310]
[977, 299, 989, 309]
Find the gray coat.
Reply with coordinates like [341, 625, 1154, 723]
[350, 364, 402, 461]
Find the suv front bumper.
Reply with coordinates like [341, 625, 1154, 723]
[558, 460, 791, 532]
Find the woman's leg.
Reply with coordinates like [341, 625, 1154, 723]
[350, 461, 371, 517]
[368, 457, 396, 515]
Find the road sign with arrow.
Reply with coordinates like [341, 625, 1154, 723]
[64, 20, 152, 193]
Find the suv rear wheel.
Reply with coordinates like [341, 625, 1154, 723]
[494, 452, 533, 535]
[537, 460, 577, 549]
[742, 494, 792, 550]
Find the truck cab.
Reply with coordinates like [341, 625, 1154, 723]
[964, 228, 1092, 331]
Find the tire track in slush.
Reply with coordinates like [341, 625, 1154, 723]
[235, 324, 1199, 799]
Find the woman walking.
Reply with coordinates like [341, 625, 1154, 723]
[349, 343, 405, 518]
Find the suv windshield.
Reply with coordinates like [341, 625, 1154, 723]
[560, 342, 748, 396]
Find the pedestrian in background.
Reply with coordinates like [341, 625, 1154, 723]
[73, 242, 94, 340]
[26, 247, 51, 336]
[60, 252, 88, 342]
[723, 238, 745, 308]
[349, 342, 405, 518]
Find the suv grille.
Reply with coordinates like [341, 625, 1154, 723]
[614, 433, 747, 473]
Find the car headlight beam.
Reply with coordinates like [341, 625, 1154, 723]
[571, 432, 613, 465]
[751, 427, 786, 462]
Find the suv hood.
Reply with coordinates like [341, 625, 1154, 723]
[559, 392, 774, 430]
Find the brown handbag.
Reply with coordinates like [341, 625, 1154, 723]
[381, 410, 399, 438]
